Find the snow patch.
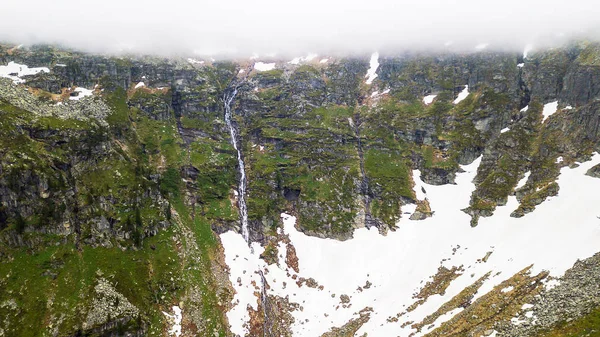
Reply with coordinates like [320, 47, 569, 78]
[520, 105, 529, 112]
[221, 153, 600, 337]
[542, 101, 559, 122]
[517, 63, 525, 68]
[134, 82, 145, 89]
[556, 156, 564, 164]
[453, 85, 469, 104]
[162, 306, 182, 337]
[501, 286, 514, 293]
[69, 87, 94, 101]
[365, 52, 379, 85]
[0, 61, 50, 84]
[320, 58, 329, 63]
[516, 171, 531, 190]
[423, 94, 437, 105]
[501, 127, 510, 134]
[254, 62, 276, 71]
[220, 234, 264, 336]
[413, 169, 427, 200]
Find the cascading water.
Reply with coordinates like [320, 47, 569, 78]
[223, 88, 250, 243]
[225, 72, 271, 336]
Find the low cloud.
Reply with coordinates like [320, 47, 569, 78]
[1, 0, 599, 58]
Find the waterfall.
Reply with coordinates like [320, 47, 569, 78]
[224, 71, 270, 335]
[223, 88, 250, 243]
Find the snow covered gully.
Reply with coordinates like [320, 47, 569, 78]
[221, 152, 600, 336]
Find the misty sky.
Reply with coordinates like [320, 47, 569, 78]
[1, 0, 599, 57]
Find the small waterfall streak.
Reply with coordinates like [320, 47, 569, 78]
[225, 70, 270, 336]
[223, 88, 250, 243]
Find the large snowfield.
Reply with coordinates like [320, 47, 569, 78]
[221, 153, 600, 336]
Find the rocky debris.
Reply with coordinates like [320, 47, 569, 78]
[285, 242, 300, 273]
[407, 266, 463, 312]
[84, 277, 139, 329]
[247, 294, 298, 337]
[586, 163, 600, 178]
[423, 267, 548, 337]
[0, 78, 109, 126]
[170, 208, 233, 336]
[495, 252, 600, 336]
[320, 307, 373, 337]
[296, 277, 321, 289]
[421, 167, 457, 185]
[410, 199, 433, 220]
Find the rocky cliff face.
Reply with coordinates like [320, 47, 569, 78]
[1, 41, 600, 336]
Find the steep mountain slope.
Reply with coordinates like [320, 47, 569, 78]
[1, 42, 600, 337]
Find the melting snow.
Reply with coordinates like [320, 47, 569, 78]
[453, 85, 470, 104]
[556, 156, 564, 164]
[501, 127, 510, 133]
[516, 171, 531, 189]
[423, 94, 437, 105]
[134, 82, 145, 89]
[222, 153, 600, 337]
[413, 169, 427, 200]
[69, 87, 94, 101]
[365, 52, 379, 85]
[0, 61, 50, 84]
[520, 105, 529, 112]
[162, 306, 182, 337]
[254, 62, 276, 71]
[542, 101, 559, 122]
[517, 63, 525, 68]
